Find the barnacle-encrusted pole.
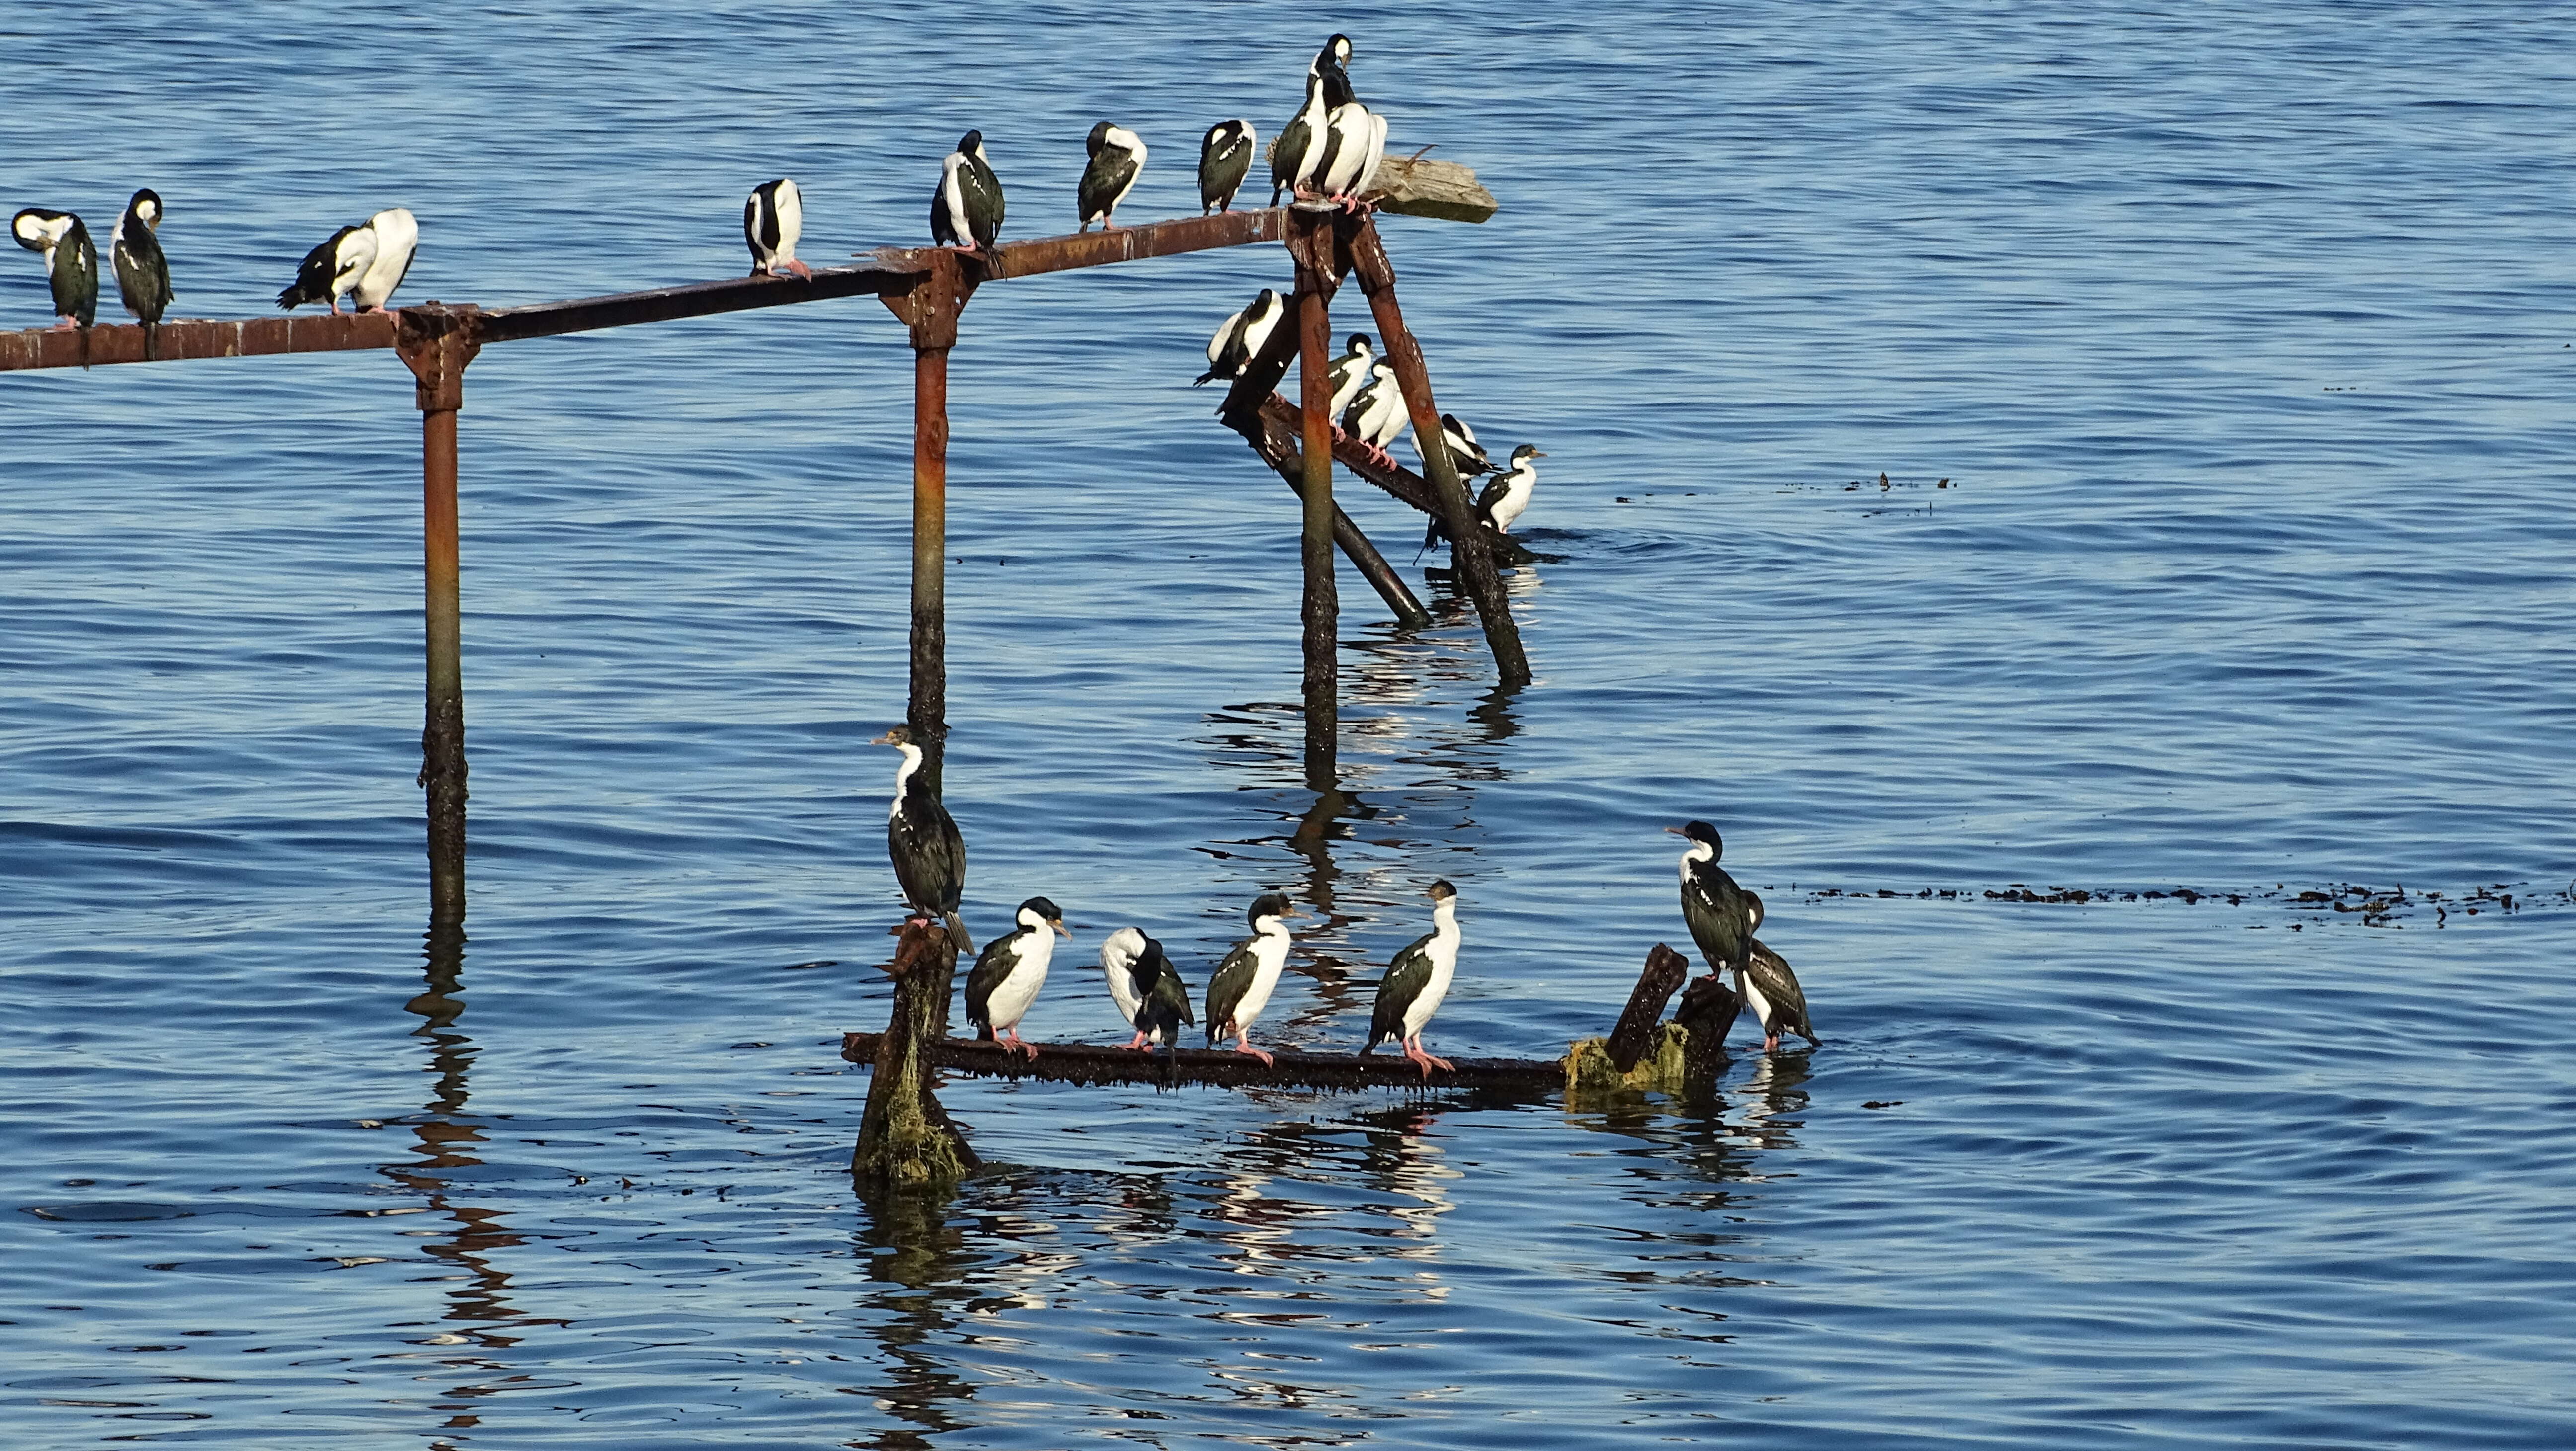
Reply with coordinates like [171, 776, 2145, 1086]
[852, 920, 979, 1187]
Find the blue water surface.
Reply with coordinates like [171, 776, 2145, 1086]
[4, 2, 2573, 1446]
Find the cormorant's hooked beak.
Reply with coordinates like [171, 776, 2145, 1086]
[1051, 920, 1073, 939]
[1531, 450, 1550, 458]
[870, 729, 898, 746]
[1663, 825, 1688, 837]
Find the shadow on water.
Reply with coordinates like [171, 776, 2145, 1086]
[393, 921, 564, 1444]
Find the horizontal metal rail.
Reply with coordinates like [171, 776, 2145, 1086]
[1, 208, 1290, 373]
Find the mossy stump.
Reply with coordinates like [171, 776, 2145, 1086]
[853, 919, 979, 1189]
[1565, 1023, 1695, 1095]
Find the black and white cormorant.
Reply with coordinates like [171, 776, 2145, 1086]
[1270, 71, 1331, 206]
[352, 208, 417, 316]
[110, 190, 171, 355]
[1668, 820, 1760, 989]
[1198, 120, 1257, 214]
[1100, 925, 1195, 1050]
[13, 208, 98, 330]
[1420, 438, 1543, 559]
[1312, 99, 1386, 213]
[1078, 122, 1147, 232]
[1739, 938, 1818, 1053]
[743, 178, 812, 280]
[277, 222, 377, 316]
[1312, 33, 1356, 109]
[1339, 362, 1408, 467]
[1327, 333, 1377, 420]
[1430, 414, 1495, 476]
[931, 130, 1005, 254]
[874, 724, 971, 954]
[1362, 879, 1463, 1077]
[1204, 891, 1301, 1065]
[1195, 287, 1283, 386]
[966, 896, 1070, 1060]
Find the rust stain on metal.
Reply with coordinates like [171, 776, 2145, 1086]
[0, 312, 399, 372]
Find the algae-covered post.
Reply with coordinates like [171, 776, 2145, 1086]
[1607, 944, 1690, 1073]
[395, 304, 483, 928]
[853, 919, 978, 1187]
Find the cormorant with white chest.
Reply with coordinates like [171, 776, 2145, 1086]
[1312, 98, 1386, 213]
[1363, 880, 1464, 1078]
[1198, 120, 1256, 213]
[874, 724, 971, 954]
[743, 179, 812, 280]
[1668, 820, 1759, 987]
[931, 130, 1005, 254]
[14, 207, 98, 330]
[1738, 938, 1818, 1053]
[966, 896, 1070, 1060]
[1205, 892, 1301, 1065]
[1271, 71, 1331, 206]
[352, 208, 418, 317]
[1078, 122, 1147, 231]
[1327, 334, 1376, 421]
[110, 190, 171, 354]
[1422, 443, 1544, 556]
[1100, 926, 1194, 1050]
[1339, 362, 1408, 467]
[1196, 287, 1283, 386]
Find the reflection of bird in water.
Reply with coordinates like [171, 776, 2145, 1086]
[874, 724, 970, 954]
[1354, 1106, 1459, 1254]
[1362, 879, 1462, 1076]
[1098, 925, 1194, 1048]
[1739, 939, 1818, 1053]
[965, 896, 1069, 1059]
[1205, 892, 1302, 1064]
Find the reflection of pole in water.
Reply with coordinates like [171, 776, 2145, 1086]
[1736, 1051, 1813, 1151]
[852, 1189, 981, 1449]
[1354, 1107, 1459, 1265]
[388, 919, 559, 1433]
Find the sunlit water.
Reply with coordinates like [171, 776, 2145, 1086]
[5, 2, 2573, 1446]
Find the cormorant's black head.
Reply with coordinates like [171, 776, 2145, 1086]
[958, 129, 984, 157]
[1512, 445, 1548, 464]
[1138, 935, 1169, 969]
[1247, 891, 1299, 927]
[1427, 879, 1456, 903]
[1320, 34, 1353, 69]
[1346, 332, 1372, 353]
[1018, 896, 1072, 937]
[1087, 120, 1112, 156]
[126, 189, 162, 230]
[1666, 820, 1723, 856]
[872, 724, 919, 748]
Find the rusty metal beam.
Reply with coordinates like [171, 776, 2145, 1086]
[0, 312, 397, 372]
[875, 207, 1288, 283]
[839, 1030, 1566, 1095]
[1286, 213, 1343, 782]
[2, 211, 1294, 373]
[1229, 402, 1430, 627]
[1348, 217, 1531, 687]
[1252, 395, 1538, 567]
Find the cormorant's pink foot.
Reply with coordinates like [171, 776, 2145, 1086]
[1233, 1039, 1275, 1067]
[787, 259, 813, 281]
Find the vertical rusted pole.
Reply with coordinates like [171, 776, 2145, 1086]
[1347, 219, 1531, 688]
[1287, 213, 1341, 783]
[397, 305, 483, 928]
[884, 253, 974, 795]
